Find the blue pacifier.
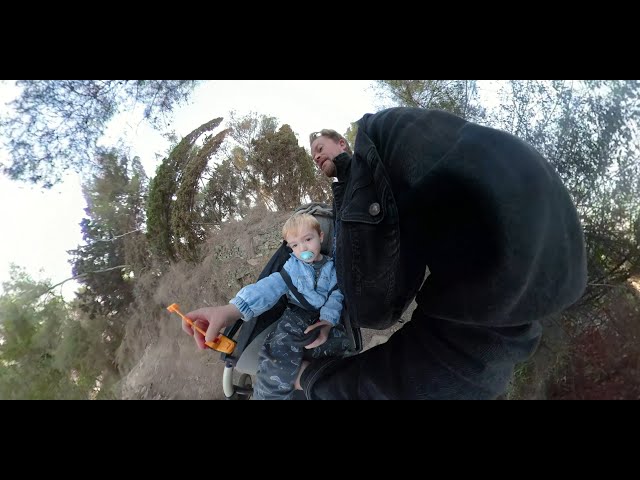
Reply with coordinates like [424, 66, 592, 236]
[300, 251, 314, 261]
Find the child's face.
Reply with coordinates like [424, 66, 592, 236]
[286, 228, 324, 263]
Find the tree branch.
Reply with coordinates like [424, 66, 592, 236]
[92, 229, 142, 243]
[31, 264, 131, 299]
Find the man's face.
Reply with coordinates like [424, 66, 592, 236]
[311, 136, 347, 178]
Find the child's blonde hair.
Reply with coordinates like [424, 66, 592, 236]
[282, 213, 321, 240]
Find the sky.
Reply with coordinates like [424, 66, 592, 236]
[0, 80, 382, 299]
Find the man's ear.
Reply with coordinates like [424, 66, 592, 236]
[339, 138, 348, 151]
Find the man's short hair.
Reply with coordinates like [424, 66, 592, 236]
[309, 129, 353, 155]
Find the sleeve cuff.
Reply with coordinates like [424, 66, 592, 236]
[229, 297, 254, 321]
[320, 309, 340, 326]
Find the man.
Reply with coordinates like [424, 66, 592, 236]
[295, 107, 587, 399]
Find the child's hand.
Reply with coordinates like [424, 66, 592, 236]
[304, 319, 333, 350]
[184, 305, 241, 350]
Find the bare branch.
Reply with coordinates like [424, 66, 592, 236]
[32, 264, 131, 299]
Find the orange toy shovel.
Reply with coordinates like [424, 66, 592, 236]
[167, 303, 236, 354]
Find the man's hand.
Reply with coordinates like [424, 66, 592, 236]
[304, 319, 333, 350]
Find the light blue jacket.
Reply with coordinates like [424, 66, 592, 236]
[229, 254, 344, 326]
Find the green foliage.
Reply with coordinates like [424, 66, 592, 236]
[490, 80, 640, 306]
[147, 112, 333, 267]
[375, 80, 485, 121]
[199, 158, 243, 225]
[305, 170, 334, 206]
[147, 118, 228, 262]
[344, 122, 358, 152]
[69, 151, 148, 321]
[172, 125, 229, 262]
[147, 159, 179, 262]
[223, 111, 279, 209]
[250, 124, 320, 210]
[0, 80, 198, 187]
[0, 267, 116, 399]
[206, 112, 332, 211]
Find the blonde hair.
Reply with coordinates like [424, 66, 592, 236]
[309, 129, 353, 155]
[282, 213, 321, 240]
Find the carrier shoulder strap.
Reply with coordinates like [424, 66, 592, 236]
[280, 269, 318, 312]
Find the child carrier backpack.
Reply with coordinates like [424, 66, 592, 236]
[218, 202, 363, 399]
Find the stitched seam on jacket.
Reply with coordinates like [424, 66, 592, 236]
[304, 358, 341, 399]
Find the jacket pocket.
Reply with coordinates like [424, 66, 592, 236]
[338, 190, 400, 328]
[341, 179, 384, 224]
[341, 147, 397, 226]
[339, 219, 399, 329]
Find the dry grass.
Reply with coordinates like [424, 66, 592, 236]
[115, 206, 292, 399]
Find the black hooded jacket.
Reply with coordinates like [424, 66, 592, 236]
[300, 108, 587, 399]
